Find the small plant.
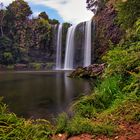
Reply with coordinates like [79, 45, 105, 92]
[30, 63, 42, 70]
[55, 113, 68, 133]
[0, 98, 53, 140]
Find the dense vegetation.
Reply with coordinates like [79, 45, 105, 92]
[0, 0, 70, 69]
[0, 0, 55, 65]
[55, 0, 140, 137]
[0, 0, 139, 139]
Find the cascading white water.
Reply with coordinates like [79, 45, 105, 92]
[56, 24, 63, 70]
[84, 20, 92, 67]
[64, 24, 78, 70]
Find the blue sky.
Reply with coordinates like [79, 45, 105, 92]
[2, 0, 93, 24]
[28, 3, 64, 23]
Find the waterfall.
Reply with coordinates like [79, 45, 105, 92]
[56, 24, 63, 70]
[64, 24, 78, 70]
[83, 20, 92, 67]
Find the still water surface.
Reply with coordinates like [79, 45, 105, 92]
[0, 71, 92, 120]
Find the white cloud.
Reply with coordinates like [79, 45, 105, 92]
[1, 0, 93, 24]
[0, 0, 14, 6]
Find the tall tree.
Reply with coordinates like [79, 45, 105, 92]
[7, 0, 32, 20]
[6, 0, 32, 48]
[86, 0, 105, 14]
[0, 3, 5, 37]
[39, 12, 49, 20]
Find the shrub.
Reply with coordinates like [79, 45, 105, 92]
[116, 0, 140, 29]
[3, 52, 14, 64]
[30, 63, 42, 70]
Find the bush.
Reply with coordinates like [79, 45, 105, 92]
[3, 52, 14, 64]
[116, 0, 140, 29]
[30, 63, 42, 70]
[103, 44, 140, 75]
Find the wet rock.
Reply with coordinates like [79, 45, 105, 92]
[69, 64, 105, 78]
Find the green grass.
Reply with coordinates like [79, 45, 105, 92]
[0, 98, 53, 140]
[72, 75, 122, 118]
[55, 114, 116, 136]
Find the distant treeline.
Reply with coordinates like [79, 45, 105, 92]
[0, 0, 70, 65]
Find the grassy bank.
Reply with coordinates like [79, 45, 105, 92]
[0, 0, 139, 139]
[0, 98, 53, 140]
[55, 0, 140, 136]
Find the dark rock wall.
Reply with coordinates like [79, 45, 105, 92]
[93, 0, 124, 63]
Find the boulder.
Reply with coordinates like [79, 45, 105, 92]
[69, 64, 105, 78]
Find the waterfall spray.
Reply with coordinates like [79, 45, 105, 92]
[84, 20, 92, 67]
[56, 24, 63, 70]
[64, 24, 78, 70]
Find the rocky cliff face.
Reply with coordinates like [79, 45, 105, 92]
[93, 0, 124, 62]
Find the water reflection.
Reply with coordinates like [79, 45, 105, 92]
[0, 72, 92, 120]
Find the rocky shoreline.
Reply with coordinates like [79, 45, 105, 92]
[0, 63, 55, 71]
[69, 63, 105, 78]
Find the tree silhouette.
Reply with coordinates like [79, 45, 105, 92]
[0, 3, 5, 37]
[86, 0, 104, 14]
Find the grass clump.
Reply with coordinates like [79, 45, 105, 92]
[66, 115, 115, 136]
[55, 114, 116, 136]
[55, 113, 68, 134]
[72, 75, 122, 118]
[0, 98, 53, 140]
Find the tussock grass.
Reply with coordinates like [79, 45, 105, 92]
[0, 98, 53, 140]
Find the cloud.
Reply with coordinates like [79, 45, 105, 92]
[0, 0, 14, 6]
[1, 0, 93, 24]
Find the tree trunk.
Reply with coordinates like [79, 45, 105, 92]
[0, 25, 3, 37]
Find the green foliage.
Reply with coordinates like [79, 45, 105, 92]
[73, 75, 122, 118]
[39, 12, 49, 20]
[66, 115, 115, 136]
[55, 113, 115, 136]
[0, 36, 12, 48]
[45, 63, 55, 70]
[136, 19, 140, 34]
[0, 36, 20, 65]
[116, 0, 140, 29]
[35, 18, 51, 49]
[103, 41, 140, 76]
[30, 63, 42, 70]
[64, 8, 140, 136]
[6, 0, 32, 20]
[49, 19, 59, 25]
[55, 113, 68, 133]
[3, 52, 14, 64]
[0, 99, 52, 140]
[0, 0, 64, 65]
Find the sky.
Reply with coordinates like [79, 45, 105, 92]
[1, 0, 93, 24]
